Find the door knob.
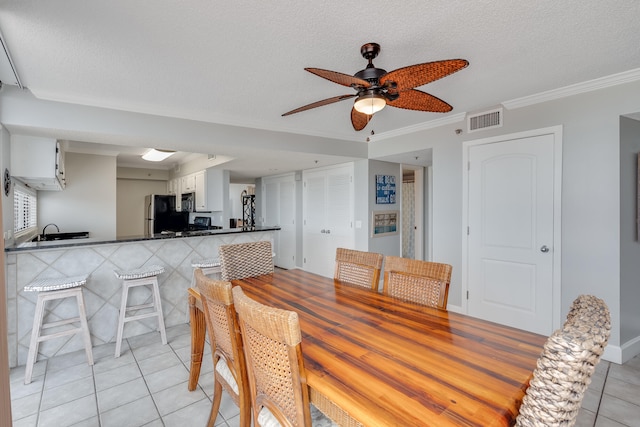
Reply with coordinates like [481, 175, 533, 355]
[540, 245, 549, 253]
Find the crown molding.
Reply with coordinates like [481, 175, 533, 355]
[503, 68, 640, 110]
[368, 112, 466, 142]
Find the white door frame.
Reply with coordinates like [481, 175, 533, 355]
[461, 125, 563, 330]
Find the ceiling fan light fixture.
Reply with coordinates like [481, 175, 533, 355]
[354, 93, 386, 115]
[142, 149, 175, 162]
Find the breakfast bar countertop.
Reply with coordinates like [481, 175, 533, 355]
[5, 225, 281, 252]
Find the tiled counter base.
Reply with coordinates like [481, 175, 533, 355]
[5, 230, 275, 368]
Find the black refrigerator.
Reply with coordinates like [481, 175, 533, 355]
[144, 194, 188, 234]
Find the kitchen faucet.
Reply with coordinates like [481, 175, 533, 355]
[42, 223, 60, 236]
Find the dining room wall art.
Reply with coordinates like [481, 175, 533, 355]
[371, 210, 399, 237]
[375, 174, 396, 204]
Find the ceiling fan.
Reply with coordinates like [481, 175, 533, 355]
[282, 43, 469, 131]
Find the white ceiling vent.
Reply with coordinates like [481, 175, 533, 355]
[467, 107, 503, 133]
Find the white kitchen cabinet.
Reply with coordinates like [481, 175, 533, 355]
[194, 171, 206, 211]
[182, 174, 196, 193]
[167, 178, 178, 195]
[302, 163, 354, 278]
[11, 135, 66, 190]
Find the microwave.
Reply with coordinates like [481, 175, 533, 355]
[181, 192, 195, 212]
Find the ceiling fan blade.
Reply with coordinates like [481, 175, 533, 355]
[282, 94, 356, 116]
[351, 107, 372, 131]
[380, 59, 468, 91]
[305, 68, 371, 89]
[386, 89, 453, 112]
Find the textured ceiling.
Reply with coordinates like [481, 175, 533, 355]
[0, 0, 639, 177]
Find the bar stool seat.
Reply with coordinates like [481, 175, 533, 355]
[113, 265, 167, 357]
[191, 258, 221, 275]
[23, 274, 93, 384]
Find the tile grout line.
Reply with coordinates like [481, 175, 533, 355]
[127, 336, 166, 426]
[592, 362, 611, 426]
[91, 362, 102, 427]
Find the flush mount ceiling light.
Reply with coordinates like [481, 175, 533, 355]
[142, 149, 175, 162]
[353, 92, 386, 115]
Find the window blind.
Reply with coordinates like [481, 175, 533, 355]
[14, 185, 37, 236]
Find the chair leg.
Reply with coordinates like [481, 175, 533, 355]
[208, 378, 223, 427]
[24, 295, 46, 384]
[188, 293, 206, 391]
[238, 389, 252, 427]
[151, 277, 167, 345]
[114, 282, 129, 357]
[75, 290, 94, 366]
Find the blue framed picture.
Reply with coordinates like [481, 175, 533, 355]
[375, 174, 396, 204]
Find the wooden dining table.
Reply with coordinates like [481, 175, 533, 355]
[187, 268, 547, 427]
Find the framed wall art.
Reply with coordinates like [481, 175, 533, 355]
[371, 210, 399, 237]
[375, 174, 396, 204]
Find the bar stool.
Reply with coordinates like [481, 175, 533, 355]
[190, 258, 221, 285]
[113, 265, 167, 357]
[186, 258, 221, 323]
[23, 274, 93, 384]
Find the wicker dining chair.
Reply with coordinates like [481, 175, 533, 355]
[382, 256, 452, 310]
[219, 241, 274, 281]
[515, 295, 611, 427]
[334, 248, 383, 291]
[232, 286, 336, 427]
[195, 269, 251, 427]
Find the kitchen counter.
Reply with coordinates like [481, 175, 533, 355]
[4, 226, 280, 368]
[5, 225, 280, 252]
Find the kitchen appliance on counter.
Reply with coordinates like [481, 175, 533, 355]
[189, 216, 211, 230]
[144, 194, 188, 234]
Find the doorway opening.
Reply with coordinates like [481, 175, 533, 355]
[401, 166, 424, 260]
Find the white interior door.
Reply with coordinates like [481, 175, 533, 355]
[277, 180, 296, 269]
[303, 172, 328, 276]
[466, 132, 559, 335]
[263, 175, 297, 270]
[303, 164, 354, 278]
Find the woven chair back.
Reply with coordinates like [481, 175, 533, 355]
[219, 241, 274, 281]
[232, 286, 312, 427]
[195, 269, 251, 426]
[382, 256, 452, 310]
[334, 248, 383, 290]
[515, 295, 611, 427]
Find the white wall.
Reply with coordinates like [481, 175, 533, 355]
[367, 160, 402, 258]
[620, 116, 640, 347]
[38, 152, 117, 240]
[0, 127, 12, 244]
[369, 79, 640, 358]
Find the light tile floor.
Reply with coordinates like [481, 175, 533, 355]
[9, 323, 640, 427]
[10, 323, 239, 427]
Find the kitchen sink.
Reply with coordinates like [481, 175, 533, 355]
[32, 231, 90, 242]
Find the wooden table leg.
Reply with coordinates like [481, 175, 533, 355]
[188, 292, 206, 391]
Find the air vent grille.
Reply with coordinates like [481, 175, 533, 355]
[467, 108, 503, 133]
